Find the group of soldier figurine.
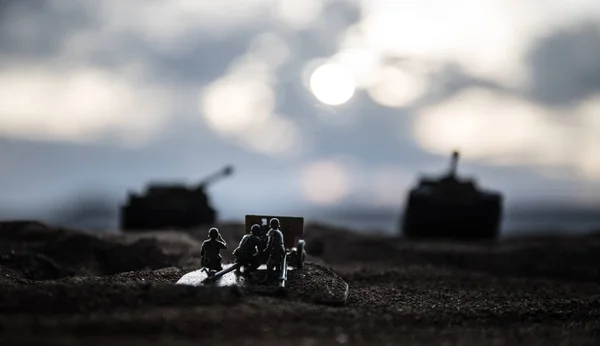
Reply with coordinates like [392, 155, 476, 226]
[199, 218, 285, 283]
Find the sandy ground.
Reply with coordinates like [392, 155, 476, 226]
[0, 221, 599, 345]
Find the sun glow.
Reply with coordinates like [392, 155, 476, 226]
[0, 66, 170, 146]
[413, 88, 565, 162]
[200, 42, 303, 157]
[367, 65, 429, 108]
[201, 76, 274, 134]
[309, 63, 356, 106]
[412, 88, 600, 181]
[301, 160, 350, 205]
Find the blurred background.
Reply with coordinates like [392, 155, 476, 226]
[0, 0, 599, 236]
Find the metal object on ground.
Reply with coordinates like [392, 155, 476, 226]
[244, 215, 306, 284]
[400, 151, 503, 239]
[120, 166, 233, 231]
[177, 263, 245, 287]
[279, 252, 287, 289]
[201, 262, 241, 284]
[176, 262, 350, 306]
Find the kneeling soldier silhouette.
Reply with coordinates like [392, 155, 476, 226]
[200, 227, 227, 271]
[233, 224, 265, 276]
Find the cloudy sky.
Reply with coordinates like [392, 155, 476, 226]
[0, 0, 599, 235]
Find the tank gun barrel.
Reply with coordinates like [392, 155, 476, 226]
[197, 165, 234, 189]
[449, 151, 459, 177]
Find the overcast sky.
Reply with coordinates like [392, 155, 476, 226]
[0, 0, 599, 235]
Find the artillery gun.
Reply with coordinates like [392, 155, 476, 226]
[120, 165, 233, 231]
[202, 214, 306, 290]
[400, 151, 503, 239]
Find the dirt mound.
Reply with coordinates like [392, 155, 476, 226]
[0, 267, 243, 314]
[286, 262, 349, 306]
[305, 223, 600, 283]
[0, 251, 63, 280]
[1, 221, 600, 345]
[0, 221, 196, 279]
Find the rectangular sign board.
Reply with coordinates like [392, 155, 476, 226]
[244, 215, 304, 249]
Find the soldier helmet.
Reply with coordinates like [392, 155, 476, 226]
[208, 227, 219, 239]
[269, 218, 280, 229]
[250, 224, 262, 236]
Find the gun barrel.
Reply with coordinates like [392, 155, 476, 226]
[202, 262, 241, 283]
[279, 253, 288, 289]
[197, 165, 234, 188]
[449, 151, 459, 176]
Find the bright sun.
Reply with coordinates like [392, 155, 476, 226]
[309, 63, 355, 105]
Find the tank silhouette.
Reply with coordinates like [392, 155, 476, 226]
[400, 151, 503, 239]
[120, 166, 234, 231]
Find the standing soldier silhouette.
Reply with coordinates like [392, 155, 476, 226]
[200, 227, 227, 271]
[261, 218, 286, 283]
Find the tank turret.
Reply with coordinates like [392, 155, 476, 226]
[120, 165, 234, 231]
[400, 151, 503, 239]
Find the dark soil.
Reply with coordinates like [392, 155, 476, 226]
[1, 221, 600, 345]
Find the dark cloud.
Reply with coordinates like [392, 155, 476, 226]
[0, 2, 272, 88]
[526, 22, 600, 107]
[0, 1, 92, 61]
[423, 62, 512, 102]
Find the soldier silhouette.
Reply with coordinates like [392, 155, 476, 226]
[233, 224, 265, 276]
[261, 218, 286, 283]
[200, 227, 227, 271]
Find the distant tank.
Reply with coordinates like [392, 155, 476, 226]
[400, 151, 503, 239]
[120, 166, 234, 231]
